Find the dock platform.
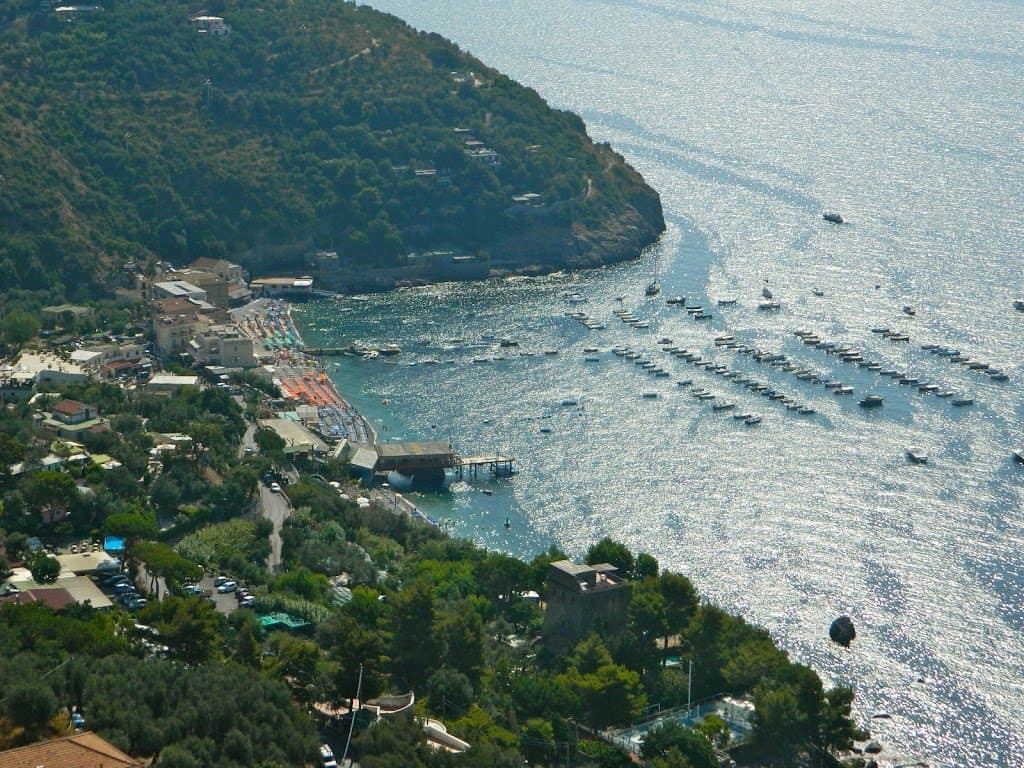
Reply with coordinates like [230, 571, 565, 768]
[455, 455, 517, 479]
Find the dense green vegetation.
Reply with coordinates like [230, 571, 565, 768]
[1, 381, 864, 767]
[0, 0, 663, 306]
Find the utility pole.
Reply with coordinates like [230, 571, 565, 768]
[688, 659, 693, 710]
[341, 663, 363, 765]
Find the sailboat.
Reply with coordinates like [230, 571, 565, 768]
[762, 282, 774, 300]
[645, 280, 661, 297]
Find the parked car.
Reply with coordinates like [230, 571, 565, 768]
[214, 575, 229, 587]
[124, 597, 147, 610]
[113, 582, 136, 594]
[270, 482, 282, 494]
[239, 596, 256, 608]
[216, 581, 237, 593]
[183, 584, 204, 596]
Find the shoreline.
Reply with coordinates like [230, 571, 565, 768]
[233, 298, 377, 446]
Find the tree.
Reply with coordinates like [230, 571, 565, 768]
[140, 596, 224, 665]
[640, 721, 717, 768]
[820, 685, 867, 753]
[27, 550, 61, 583]
[585, 537, 634, 576]
[695, 713, 730, 750]
[134, 541, 202, 596]
[104, 511, 157, 540]
[425, 668, 474, 716]
[4, 683, 58, 738]
[23, 470, 77, 524]
[751, 682, 809, 764]
[660, 571, 698, 654]
[435, 602, 485, 682]
[388, 580, 443, 688]
[634, 552, 659, 580]
[2, 310, 40, 346]
[255, 427, 286, 462]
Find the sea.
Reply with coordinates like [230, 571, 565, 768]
[294, 2, 1024, 764]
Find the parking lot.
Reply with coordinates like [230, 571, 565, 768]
[189, 574, 254, 616]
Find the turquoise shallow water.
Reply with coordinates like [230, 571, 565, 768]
[296, 1, 1024, 764]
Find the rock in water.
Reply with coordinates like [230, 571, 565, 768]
[830, 615, 856, 647]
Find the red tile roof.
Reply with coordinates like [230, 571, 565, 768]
[52, 399, 87, 416]
[0, 731, 142, 768]
[0, 588, 75, 610]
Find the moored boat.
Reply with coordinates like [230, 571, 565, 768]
[906, 446, 929, 464]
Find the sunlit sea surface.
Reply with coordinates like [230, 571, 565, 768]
[295, 2, 1024, 764]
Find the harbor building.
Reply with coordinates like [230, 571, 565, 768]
[375, 440, 455, 474]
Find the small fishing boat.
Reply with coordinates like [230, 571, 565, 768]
[859, 395, 884, 408]
[951, 396, 974, 406]
[906, 446, 929, 464]
[822, 211, 844, 224]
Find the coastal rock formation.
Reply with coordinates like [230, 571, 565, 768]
[829, 615, 857, 647]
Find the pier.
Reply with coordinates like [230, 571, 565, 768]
[304, 347, 349, 356]
[455, 454, 517, 480]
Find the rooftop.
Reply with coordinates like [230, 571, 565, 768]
[153, 279, 206, 297]
[375, 440, 454, 459]
[0, 731, 142, 768]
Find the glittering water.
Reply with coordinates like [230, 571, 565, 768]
[296, 1, 1024, 764]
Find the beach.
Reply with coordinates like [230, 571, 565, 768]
[232, 298, 375, 445]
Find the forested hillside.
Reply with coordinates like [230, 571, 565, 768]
[0, 0, 664, 303]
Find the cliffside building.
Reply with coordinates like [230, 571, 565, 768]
[542, 560, 632, 649]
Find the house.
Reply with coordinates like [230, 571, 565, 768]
[41, 304, 94, 329]
[191, 14, 231, 36]
[170, 268, 230, 308]
[69, 343, 146, 378]
[0, 731, 142, 768]
[147, 374, 201, 394]
[189, 257, 248, 283]
[258, 418, 328, 455]
[191, 325, 256, 368]
[51, 399, 94, 424]
[249, 276, 315, 298]
[542, 560, 632, 649]
[152, 280, 208, 303]
[5, 351, 89, 387]
[41, 400, 109, 440]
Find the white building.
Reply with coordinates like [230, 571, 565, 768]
[191, 15, 231, 36]
[4, 351, 89, 386]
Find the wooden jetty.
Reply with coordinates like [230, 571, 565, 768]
[455, 454, 517, 480]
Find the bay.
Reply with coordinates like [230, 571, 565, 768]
[295, 1, 1024, 764]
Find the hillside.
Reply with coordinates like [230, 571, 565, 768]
[0, 0, 664, 302]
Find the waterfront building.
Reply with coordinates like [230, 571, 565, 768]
[542, 560, 632, 649]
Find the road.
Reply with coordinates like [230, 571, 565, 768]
[260, 483, 291, 572]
